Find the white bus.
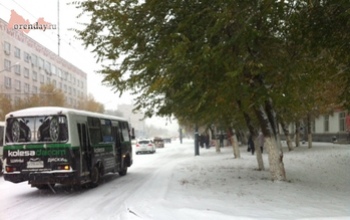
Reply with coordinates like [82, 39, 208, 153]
[3, 107, 134, 189]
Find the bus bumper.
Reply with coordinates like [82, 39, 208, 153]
[3, 173, 28, 183]
[28, 172, 78, 185]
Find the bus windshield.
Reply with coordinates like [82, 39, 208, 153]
[5, 115, 68, 144]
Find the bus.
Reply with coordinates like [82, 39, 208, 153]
[2, 106, 135, 189]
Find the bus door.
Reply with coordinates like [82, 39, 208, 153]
[77, 123, 91, 176]
[115, 127, 123, 165]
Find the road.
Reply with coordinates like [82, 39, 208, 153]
[0, 140, 193, 220]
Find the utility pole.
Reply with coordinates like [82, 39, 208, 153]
[179, 127, 183, 144]
[57, 0, 61, 56]
[194, 124, 199, 156]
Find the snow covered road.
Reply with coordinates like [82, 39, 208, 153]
[1, 139, 349, 220]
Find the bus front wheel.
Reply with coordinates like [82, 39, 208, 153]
[118, 160, 128, 176]
[89, 166, 100, 188]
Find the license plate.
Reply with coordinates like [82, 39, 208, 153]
[27, 161, 44, 168]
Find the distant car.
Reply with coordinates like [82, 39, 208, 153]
[163, 138, 172, 143]
[135, 139, 156, 154]
[154, 137, 164, 148]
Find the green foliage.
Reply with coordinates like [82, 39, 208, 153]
[73, 0, 350, 129]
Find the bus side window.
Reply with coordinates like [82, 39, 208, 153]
[121, 122, 130, 142]
[102, 124, 112, 142]
[87, 117, 102, 145]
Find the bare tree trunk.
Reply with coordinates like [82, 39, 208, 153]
[295, 121, 300, 147]
[280, 119, 294, 151]
[215, 139, 220, 153]
[231, 129, 241, 159]
[307, 113, 313, 149]
[255, 105, 286, 181]
[239, 130, 248, 145]
[237, 100, 264, 170]
[254, 136, 264, 171]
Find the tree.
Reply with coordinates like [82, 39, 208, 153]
[73, 0, 350, 181]
[77, 94, 105, 113]
[37, 84, 65, 107]
[0, 84, 66, 120]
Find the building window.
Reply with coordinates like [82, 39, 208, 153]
[4, 59, 11, 71]
[4, 41, 11, 55]
[14, 47, 20, 58]
[31, 54, 37, 66]
[47, 77, 51, 84]
[24, 51, 30, 62]
[38, 57, 44, 69]
[4, 76, 11, 88]
[32, 71, 37, 81]
[51, 64, 57, 75]
[324, 115, 329, 132]
[15, 80, 21, 91]
[64, 84, 67, 93]
[14, 64, 21, 75]
[44, 60, 51, 75]
[52, 79, 57, 87]
[32, 85, 38, 94]
[40, 74, 45, 84]
[68, 86, 72, 95]
[24, 67, 30, 78]
[339, 112, 346, 132]
[57, 68, 62, 78]
[64, 71, 68, 81]
[24, 83, 30, 93]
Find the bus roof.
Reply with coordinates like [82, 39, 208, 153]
[5, 106, 128, 122]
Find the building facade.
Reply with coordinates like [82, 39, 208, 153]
[311, 110, 349, 143]
[0, 18, 87, 108]
[286, 110, 350, 143]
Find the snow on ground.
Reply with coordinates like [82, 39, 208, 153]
[1, 139, 349, 220]
[126, 139, 350, 220]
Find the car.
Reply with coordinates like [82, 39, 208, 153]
[135, 139, 156, 154]
[153, 137, 164, 148]
[163, 138, 172, 143]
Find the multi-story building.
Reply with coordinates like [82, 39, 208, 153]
[0, 18, 87, 108]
